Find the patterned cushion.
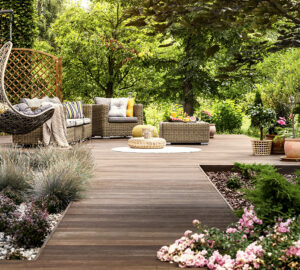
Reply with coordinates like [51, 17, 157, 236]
[63, 101, 84, 119]
[108, 98, 128, 117]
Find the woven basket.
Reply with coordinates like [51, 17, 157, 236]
[251, 140, 272, 156]
[128, 137, 166, 149]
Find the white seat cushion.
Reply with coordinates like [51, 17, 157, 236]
[83, 118, 91, 124]
[66, 119, 76, 128]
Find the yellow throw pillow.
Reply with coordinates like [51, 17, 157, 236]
[132, 125, 158, 137]
[126, 98, 135, 117]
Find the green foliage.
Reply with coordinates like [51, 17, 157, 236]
[35, 0, 66, 46]
[232, 162, 276, 180]
[144, 102, 173, 130]
[226, 176, 242, 190]
[212, 100, 243, 133]
[50, 1, 163, 101]
[253, 91, 263, 107]
[1, 186, 24, 205]
[245, 170, 300, 225]
[200, 110, 212, 123]
[0, 0, 37, 47]
[256, 49, 300, 119]
[246, 104, 276, 140]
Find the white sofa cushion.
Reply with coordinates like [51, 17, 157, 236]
[83, 118, 91, 124]
[108, 98, 128, 117]
[66, 118, 85, 128]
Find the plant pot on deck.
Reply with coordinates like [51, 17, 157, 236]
[284, 138, 300, 158]
[265, 134, 285, 154]
[251, 140, 272, 156]
[209, 124, 216, 138]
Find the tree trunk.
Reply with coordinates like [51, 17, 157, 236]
[260, 126, 264, 141]
[105, 82, 114, 98]
[183, 78, 194, 115]
[183, 36, 195, 116]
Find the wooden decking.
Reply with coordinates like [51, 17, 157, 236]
[0, 135, 297, 269]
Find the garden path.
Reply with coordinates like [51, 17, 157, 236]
[0, 135, 296, 270]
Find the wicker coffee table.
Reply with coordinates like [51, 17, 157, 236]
[128, 137, 166, 149]
[159, 121, 209, 144]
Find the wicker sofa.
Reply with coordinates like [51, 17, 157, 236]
[12, 104, 92, 145]
[92, 104, 143, 137]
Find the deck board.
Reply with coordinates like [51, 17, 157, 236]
[0, 135, 296, 269]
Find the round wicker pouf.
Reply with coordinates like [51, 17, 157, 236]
[128, 137, 166, 149]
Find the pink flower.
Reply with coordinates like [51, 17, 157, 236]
[226, 228, 238, 234]
[184, 230, 192, 237]
[203, 110, 212, 118]
[193, 219, 200, 226]
[290, 114, 294, 119]
[277, 119, 286, 126]
[285, 240, 300, 257]
[274, 219, 292, 233]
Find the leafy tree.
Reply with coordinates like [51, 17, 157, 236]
[255, 48, 300, 119]
[35, 0, 66, 47]
[52, 1, 150, 100]
[127, 0, 300, 114]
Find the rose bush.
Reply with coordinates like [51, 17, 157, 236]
[157, 206, 299, 269]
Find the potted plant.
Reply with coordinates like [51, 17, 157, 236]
[265, 117, 286, 154]
[275, 94, 300, 160]
[200, 110, 215, 138]
[275, 95, 300, 158]
[247, 104, 276, 155]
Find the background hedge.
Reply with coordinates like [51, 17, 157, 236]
[0, 0, 37, 48]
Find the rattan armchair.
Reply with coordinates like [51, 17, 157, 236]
[92, 104, 143, 137]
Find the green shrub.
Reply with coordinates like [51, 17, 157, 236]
[226, 176, 242, 189]
[212, 100, 243, 133]
[296, 170, 300, 185]
[36, 194, 64, 214]
[10, 203, 50, 248]
[232, 162, 276, 180]
[245, 170, 300, 225]
[1, 186, 24, 205]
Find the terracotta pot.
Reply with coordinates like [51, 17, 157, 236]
[265, 134, 285, 154]
[209, 124, 216, 138]
[284, 138, 300, 158]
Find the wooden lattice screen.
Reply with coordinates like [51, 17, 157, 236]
[4, 48, 62, 104]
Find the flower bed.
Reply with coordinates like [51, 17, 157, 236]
[0, 146, 93, 260]
[157, 164, 300, 269]
[157, 206, 300, 269]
